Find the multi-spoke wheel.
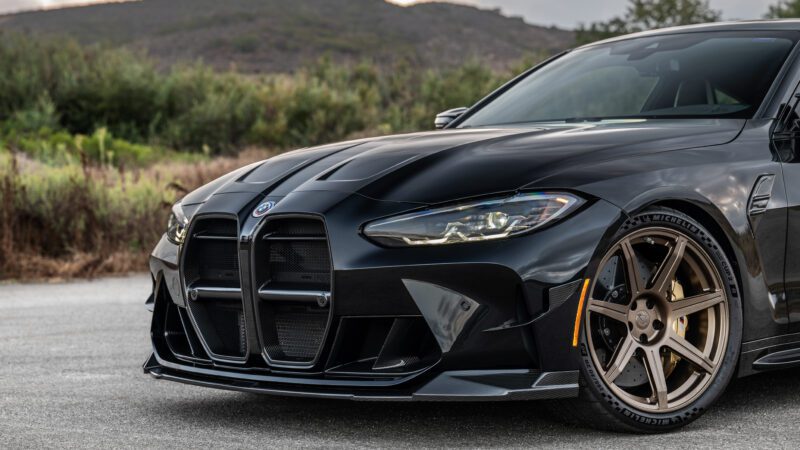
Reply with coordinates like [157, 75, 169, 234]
[586, 227, 728, 412]
[560, 208, 741, 432]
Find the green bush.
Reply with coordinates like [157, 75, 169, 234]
[231, 35, 259, 53]
[2, 128, 168, 166]
[0, 31, 532, 163]
[160, 67, 263, 152]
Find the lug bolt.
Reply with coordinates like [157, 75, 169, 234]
[611, 290, 619, 299]
[646, 300, 655, 309]
[640, 334, 648, 344]
[653, 320, 663, 330]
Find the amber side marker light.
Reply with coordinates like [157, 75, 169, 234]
[572, 278, 591, 347]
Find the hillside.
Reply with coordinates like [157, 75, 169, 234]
[0, 0, 574, 72]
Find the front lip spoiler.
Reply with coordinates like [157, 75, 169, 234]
[143, 353, 579, 401]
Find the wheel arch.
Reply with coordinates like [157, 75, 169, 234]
[648, 199, 744, 302]
[612, 192, 748, 340]
[611, 186, 746, 306]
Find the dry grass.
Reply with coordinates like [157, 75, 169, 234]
[0, 148, 275, 281]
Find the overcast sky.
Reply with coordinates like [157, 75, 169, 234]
[0, 0, 782, 28]
[0, 0, 128, 15]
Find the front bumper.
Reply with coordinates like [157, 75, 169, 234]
[144, 353, 578, 401]
[146, 191, 623, 400]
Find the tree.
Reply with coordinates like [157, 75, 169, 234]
[576, 0, 722, 45]
[765, 0, 800, 18]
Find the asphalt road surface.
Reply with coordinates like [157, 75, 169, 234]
[2, 275, 800, 448]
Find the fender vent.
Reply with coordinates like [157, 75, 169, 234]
[749, 175, 775, 216]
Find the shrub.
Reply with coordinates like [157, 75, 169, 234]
[3, 128, 167, 167]
[0, 32, 533, 159]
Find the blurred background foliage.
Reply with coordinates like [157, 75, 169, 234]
[767, 0, 800, 18]
[0, 32, 515, 166]
[575, 0, 721, 44]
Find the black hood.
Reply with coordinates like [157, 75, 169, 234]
[183, 119, 745, 207]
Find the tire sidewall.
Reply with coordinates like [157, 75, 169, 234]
[577, 208, 743, 432]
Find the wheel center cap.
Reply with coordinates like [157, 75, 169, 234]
[635, 310, 651, 328]
[628, 297, 664, 343]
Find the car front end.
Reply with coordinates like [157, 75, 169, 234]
[145, 174, 625, 400]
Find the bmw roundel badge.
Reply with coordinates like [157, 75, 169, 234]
[252, 200, 277, 218]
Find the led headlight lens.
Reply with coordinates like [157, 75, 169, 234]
[363, 192, 583, 247]
[166, 203, 189, 245]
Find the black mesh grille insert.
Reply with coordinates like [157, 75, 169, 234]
[269, 220, 326, 237]
[254, 217, 333, 367]
[268, 241, 330, 286]
[181, 216, 247, 360]
[269, 307, 328, 360]
[198, 240, 240, 284]
[184, 218, 240, 287]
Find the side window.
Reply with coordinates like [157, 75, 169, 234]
[772, 91, 800, 162]
[779, 93, 800, 135]
[788, 104, 800, 134]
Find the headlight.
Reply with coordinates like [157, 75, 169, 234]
[363, 192, 583, 247]
[166, 203, 189, 245]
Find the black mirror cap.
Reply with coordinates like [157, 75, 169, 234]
[434, 107, 468, 129]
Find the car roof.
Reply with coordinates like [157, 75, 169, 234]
[580, 19, 800, 49]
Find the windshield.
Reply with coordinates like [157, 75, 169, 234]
[459, 31, 798, 127]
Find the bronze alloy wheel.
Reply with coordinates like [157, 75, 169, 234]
[585, 227, 730, 413]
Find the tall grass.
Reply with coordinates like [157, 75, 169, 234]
[0, 149, 273, 279]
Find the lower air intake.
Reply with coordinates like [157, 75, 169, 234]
[268, 306, 329, 361]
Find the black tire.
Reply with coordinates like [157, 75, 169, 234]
[554, 206, 742, 433]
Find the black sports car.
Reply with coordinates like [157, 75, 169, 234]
[145, 21, 800, 432]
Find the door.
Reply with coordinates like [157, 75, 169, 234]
[773, 94, 800, 330]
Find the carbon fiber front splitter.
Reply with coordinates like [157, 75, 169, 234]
[143, 353, 579, 401]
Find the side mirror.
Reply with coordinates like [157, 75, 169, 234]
[434, 107, 468, 129]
